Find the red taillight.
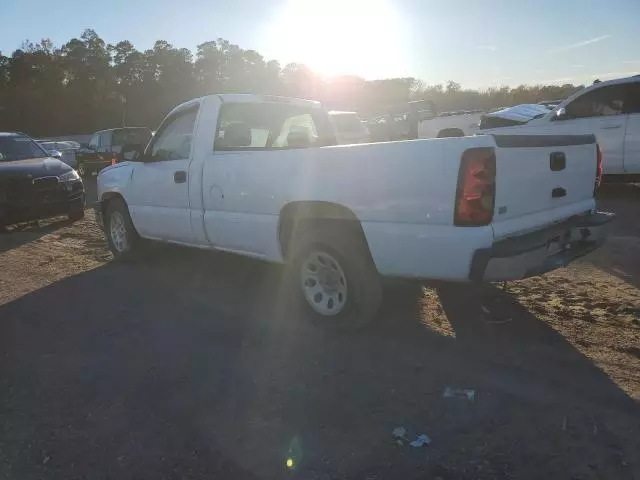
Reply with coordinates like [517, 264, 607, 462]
[454, 147, 496, 226]
[595, 144, 603, 193]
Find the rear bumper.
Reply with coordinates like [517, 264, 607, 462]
[469, 211, 614, 281]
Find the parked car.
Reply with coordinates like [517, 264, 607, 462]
[478, 104, 552, 130]
[418, 111, 484, 138]
[328, 111, 370, 144]
[77, 127, 153, 177]
[479, 75, 640, 181]
[0, 132, 85, 229]
[38, 140, 79, 168]
[538, 100, 564, 110]
[96, 94, 612, 329]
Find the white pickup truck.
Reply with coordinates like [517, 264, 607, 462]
[96, 94, 613, 329]
[479, 76, 640, 181]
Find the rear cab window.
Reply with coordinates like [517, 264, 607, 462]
[330, 113, 365, 133]
[214, 102, 335, 151]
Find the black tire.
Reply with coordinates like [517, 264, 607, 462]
[104, 197, 140, 261]
[68, 199, 85, 222]
[68, 208, 85, 222]
[285, 224, 382, 331]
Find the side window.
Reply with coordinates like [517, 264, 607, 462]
[99, 131, 112, 148]
[88, 134, 99, 149]
[214, 102, 333, 151]
[624, 83, 640, 114]
[149, 107, 198, 161]
[565, 85, 626, 119]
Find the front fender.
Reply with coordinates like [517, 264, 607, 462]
[97, 162, 134, 203]
[95, 163, 134, 230]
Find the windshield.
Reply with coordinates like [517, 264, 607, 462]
[0, 136, 49, 161]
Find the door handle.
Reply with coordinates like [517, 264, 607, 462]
[174, 170, 187, 183]
[550, 152, 566, 171]
[601, 124, 622, 130]
[552, 187, 566, 198]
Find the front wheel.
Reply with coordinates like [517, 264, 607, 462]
[68, 206, 85, 222]
[104, 198, 140, 261]
[286, 226, 382, 330]
[67, 197, 85, 222]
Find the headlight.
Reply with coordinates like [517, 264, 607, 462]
[59, 170, 80, 183]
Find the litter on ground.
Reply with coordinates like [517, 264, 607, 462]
[443, 387, 476, 402]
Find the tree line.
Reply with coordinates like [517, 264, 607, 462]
[0, 29, 586, 137]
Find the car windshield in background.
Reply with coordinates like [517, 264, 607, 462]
[0, 136, 48, 161]
[112, 128, 152, 147]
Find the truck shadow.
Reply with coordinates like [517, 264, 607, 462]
[589, 183, 640, 288]
[0, 217, 75, 253]
[0, 251, 637, 479]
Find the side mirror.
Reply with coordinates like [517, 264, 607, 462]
[552, 107, 568, 121]
[48, 149, 63, 159]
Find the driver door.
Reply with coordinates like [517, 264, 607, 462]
[127, 105, 199, 243]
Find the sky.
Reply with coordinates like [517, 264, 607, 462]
[2, 0, 639, 89]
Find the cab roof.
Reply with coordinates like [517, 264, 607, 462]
[166, 94, 323, 118]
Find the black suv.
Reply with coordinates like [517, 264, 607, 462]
[0, 132, 85, 229]
[77, 127, 152, 177]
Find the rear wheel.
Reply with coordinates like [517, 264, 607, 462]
[286, 225, 382, 330]
[104, 197, 140, 261]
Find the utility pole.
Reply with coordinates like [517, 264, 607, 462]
[120, 94, 127, 127]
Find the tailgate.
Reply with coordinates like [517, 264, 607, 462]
[491, 134, 598, 240]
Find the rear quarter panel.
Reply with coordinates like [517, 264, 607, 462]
[96, 163, 134, 206]
[212, 136, 497, 224]
[200, 134, 497, 277]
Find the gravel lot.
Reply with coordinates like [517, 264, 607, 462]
[1, 180, 639, 480]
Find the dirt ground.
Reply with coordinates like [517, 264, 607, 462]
[1, 181, 639, 480]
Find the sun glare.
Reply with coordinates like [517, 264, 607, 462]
[265, 0, 407, 79]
